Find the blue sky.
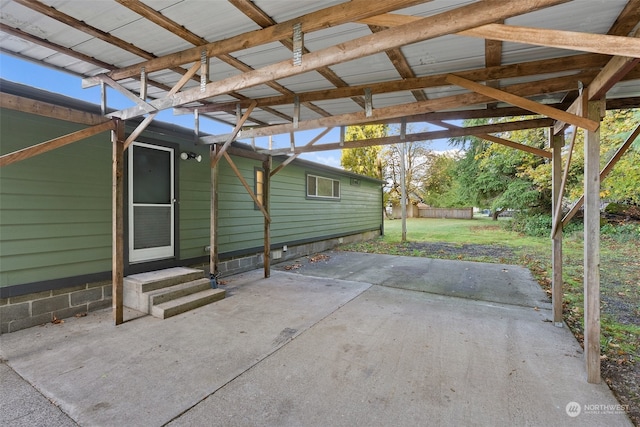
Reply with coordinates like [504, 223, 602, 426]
[0, 53, 453, 166]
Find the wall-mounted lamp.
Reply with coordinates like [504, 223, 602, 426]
[180, 151, 202, 162]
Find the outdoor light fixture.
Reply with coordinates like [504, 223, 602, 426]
[180, 151, 202, 162]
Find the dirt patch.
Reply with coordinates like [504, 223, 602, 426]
[603, 362, 640, 426]
[404, 242, 515, 261]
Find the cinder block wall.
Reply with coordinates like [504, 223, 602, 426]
[0, 230, 379, 334]
[0, 281, 112, 334]
[215, 230, 380, 277]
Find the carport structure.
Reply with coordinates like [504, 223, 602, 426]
[0, 0, 639, 384]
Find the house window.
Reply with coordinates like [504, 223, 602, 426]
[307, 174, 340, 200]
[255, 168, 264, 209]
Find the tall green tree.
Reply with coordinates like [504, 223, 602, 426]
[421, 152, 461, 207]
[448, 109, 640, 220]
[340, 124, 388, 179]
[449, 117, 549, 219]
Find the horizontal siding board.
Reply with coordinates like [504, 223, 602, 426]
[2, 107, 381, 289]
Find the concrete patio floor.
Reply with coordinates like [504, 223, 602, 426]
[0, 251, 632, 426]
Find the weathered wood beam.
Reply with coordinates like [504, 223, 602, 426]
[210, 146, 219, 277]
[551, 130, 564, 326]
[428, 120, 551, 159]
[562, 123, 640, 226]
[608, 0, 640, 36]
[446, 74, 600, 131]
[0, 23, 114, 71]
[0, 93, 107, 126]
[218, 74, 583, 142]
[269, 128, 334, 174]
[551, 124, 580, 238]
[263, 155, 272, 279]
[555, 28, 640, 133]
[222, 151, 271, 222]
[460, 24, 640, 58]
[0, 121, 116, 167]
[93, 74, 157, 113]
[267, 118, 553, 155]
[116, 0, 321, 121]
[123, 61, 202, 149]
[368, 24, 427, 102]
[175, 54, 607, 114]
[211, 101, 257, 166]
[90, 0, 430, 83]
[110, 0, 567, 121]
[362, 13, 640, 57]
[111, 118, 125, 326]
[584, 100, 603, 384]
[228, 0, 360, 112]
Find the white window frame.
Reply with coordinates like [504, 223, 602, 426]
[306, 174, 340, 200]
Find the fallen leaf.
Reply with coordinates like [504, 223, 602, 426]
[52, 316, 64, 325]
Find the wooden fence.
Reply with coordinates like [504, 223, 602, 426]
[418, 207, 474, 219]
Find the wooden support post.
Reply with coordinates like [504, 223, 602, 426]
[400, 118, 407, 242]
[584, 100, 603, 384]
[551, 129, 564, 327]
[263, 156, 272, 278]
[112, 118, 125, 325]
[210, 145, 219, 279]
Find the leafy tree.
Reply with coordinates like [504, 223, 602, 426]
[449, 117, 549, 219]
[447, 109, 640, 220]
[421, 152, 461, 207]
[340, 124, 388, 179]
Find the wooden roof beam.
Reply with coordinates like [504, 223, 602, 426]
[446, 74, 599, 131]
[264, 118, 553, 155]
[228, 0, 366, 111]
[359, 13, 640, 57]
[203, 71, 598, 142]
[555, 25, 640, 133]
[0, 120, 116, 167]
[176, 54, 608, 114]
[109, 0, 566, 121]
[368, 25, 427, 102]
[115, 0, 302, 123]
[86, 0, 431, 84]
[427, 120, 551, 159]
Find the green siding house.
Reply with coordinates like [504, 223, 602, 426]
[0, 81, 383, 332]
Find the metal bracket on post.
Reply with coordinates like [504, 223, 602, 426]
[293, 95, 300, 129]
[364, 87, 373, 117]
[100, 81, 107, 116]
[140, 67, 147, 102]
[293, 23, 303, 66]
[200, 49, 208, 92]
[194, 108, 200, 143]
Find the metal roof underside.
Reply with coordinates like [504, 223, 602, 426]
[0, 0, 639, 148]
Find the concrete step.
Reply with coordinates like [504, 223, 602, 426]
[151, 288, 226, 319]
[123, 267, 206, 313]
[125, 267, 205, 294]
[148, 278, 212, 307]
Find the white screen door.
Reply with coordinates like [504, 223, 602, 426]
[128, 142, 175, 263]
